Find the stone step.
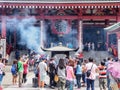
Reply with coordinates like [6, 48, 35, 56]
[83, 50, 110, 64]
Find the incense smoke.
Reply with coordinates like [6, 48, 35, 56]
[6, 17, 42, 53]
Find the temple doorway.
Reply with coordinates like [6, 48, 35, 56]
[83, 25, 106, 51]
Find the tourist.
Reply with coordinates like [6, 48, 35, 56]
[0, 46, 3, 58]
[17, 56, 24, 87]
[105, 57, 113, 90]
[66, 59, 75, 90]
[84, 43, 88, 51]
[11, 60, 18, 85]
[98, 61, 107, 90]
[85, 58, 98, 90]
[81, 61, 87, 87]
[38, 58, 47, 89]
[15, 49, 20, 60]
[88, 42, 91, 51]
[75, 60, 82, 89]
[57, 58, 66, 90]
[48, 58, 56, 89]
[0, 58, 5, 88]
[22, 58, 29, 83]
[91, 42, 95, 50]
[78, 52, 84, 63]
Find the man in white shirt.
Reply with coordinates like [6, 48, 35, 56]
[85, 57, 98, 90]
[38, 58, 47, 89]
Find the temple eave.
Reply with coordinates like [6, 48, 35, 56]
[0, 3, 120, 9]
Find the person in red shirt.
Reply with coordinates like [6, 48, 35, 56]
[78, 52, 84, 63]
[22, 58, 29, 83]
[98, 61, 107, 90]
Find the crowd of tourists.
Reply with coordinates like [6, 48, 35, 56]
[0, 51, 120, 90]
[32, 55, 120, 90]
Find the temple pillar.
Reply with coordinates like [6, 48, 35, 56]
[1, 16, 6, 58]
[78, 20, 83, 52]
[1, 16, 6, 38]
[117, 8, 120, 22]
[117, 32, 120, 59]
[40, 20, 44, 48]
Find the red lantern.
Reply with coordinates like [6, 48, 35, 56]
[52, 19, 71, 35]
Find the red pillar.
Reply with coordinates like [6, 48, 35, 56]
[1, 16, 6, 38]
[117, 8, 120, 22]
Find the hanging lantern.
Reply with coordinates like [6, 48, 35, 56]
[52, 19, 71, 36]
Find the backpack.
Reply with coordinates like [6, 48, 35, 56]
[49, 63, 55, 73]
[11, 64, 17, 74]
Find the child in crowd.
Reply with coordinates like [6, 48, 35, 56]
[11, 60, 18, 85]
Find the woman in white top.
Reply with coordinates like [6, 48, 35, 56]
[0, 58, 5, 87]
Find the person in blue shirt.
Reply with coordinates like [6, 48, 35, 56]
[11, 60, 18, 85]
[75, 60, 82, 89]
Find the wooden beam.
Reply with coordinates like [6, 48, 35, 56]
[0, 15, 117, 20]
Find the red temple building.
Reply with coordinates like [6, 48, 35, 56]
[0, 0, 120, 55]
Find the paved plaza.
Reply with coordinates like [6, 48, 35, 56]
[3, 74, 100, 90]
[2, 66, 100, 90]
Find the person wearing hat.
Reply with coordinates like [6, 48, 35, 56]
[38, 58, 47, 89]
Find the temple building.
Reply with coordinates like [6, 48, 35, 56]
[0, 0, 120, 55]
[105, 22, 120, 57]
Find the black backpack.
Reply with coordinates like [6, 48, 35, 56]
[49, 63, 55, 73]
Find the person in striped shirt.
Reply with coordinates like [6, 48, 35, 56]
[98, 61, 107, 90]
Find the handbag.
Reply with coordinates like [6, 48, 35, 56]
[86, 64, 93, 77]
[2, 71, 5, 76]
[54, 74, 59, 82]
[0, 67, 5, 76]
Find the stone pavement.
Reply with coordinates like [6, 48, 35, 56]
[2, 65, 100, 90]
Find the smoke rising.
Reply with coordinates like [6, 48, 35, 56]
[6, 17, 43, 53]
[18, 17, 41, 52]
[6, 9, 79, 54]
